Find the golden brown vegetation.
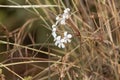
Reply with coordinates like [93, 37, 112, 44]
[0, 0, 120, 80]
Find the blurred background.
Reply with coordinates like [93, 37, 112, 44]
[0, 0, 57, 80]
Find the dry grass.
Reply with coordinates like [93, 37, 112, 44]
[0, 0, 120, 80]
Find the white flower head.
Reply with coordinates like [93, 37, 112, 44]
[58, 39, 65, 48]
[64, 8, 70, 13]
[63, 31, 72, 43]
[63, 13, 69, 19]
[52, 32, 57, 38]
[60, 19, 66, 25]
[60, 8, 70, 25]
[54, 36, 65, 48]
[52, 27, 57, 38]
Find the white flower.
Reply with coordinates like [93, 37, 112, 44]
[55, 8, 70, 25]
[54, 36, 61, 43]
[60, 8, 70, 25]
[52, 24, 56, 28]
[56, 15, 66, 25]
[56, 16, 60, 20]
[52, 32, 57, 38]
[63, 13, 69, 19]
[52, 27, 56, 32]
[63, 31, 72, 43]
[52, 27, 57, 38]
[58, 39, 65, 48]
[60, 19, 66, 25]
[64, 8, 70, 13]
[63, 8, 70, 19]
[54, 36, 65, 48]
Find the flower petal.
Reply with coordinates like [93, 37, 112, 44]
[67, 39, 71, 43]
[66, 8, 70, 11]
[58, 44, 61, 48]
[64, 8, 70, 13]
[60, 19, 66, 25]
[61, 43, 65, 48]
[64, 31, 67, 36]
[67, 34, 72, 38]
[52, 24, 56, 28]
[52, 28, 56, 32]
[56, 16, 60, 20]
[52, 32, 57, 38]
[55, 40, 59, 46]
[56, 36, 61, 40]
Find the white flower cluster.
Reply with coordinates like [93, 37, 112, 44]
[52, 8, 72, 48]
